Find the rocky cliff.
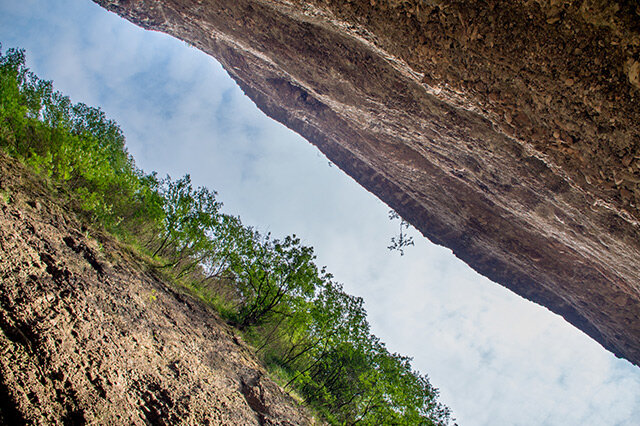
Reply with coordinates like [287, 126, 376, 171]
[0, 153, 313, 424]
[92, 0, 640, 366]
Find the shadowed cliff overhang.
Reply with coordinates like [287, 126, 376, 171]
[93, 0, 640, 366]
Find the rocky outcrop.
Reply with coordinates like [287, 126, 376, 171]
[93, 1, 640, 366]
[0, 153, 313, 424]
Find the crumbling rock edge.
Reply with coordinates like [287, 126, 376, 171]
[92, 0, 640, 366]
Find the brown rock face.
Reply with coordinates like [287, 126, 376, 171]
[93, 0, 640, 366]
[0, 153, 312, 424]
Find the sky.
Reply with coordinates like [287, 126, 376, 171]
[2, 0, 640, 424]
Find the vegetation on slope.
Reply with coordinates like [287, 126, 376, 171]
[0, 45, 451, 425]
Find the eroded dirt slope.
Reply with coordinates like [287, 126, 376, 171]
[93, 0, 640, 366]
[0, 153, 313, 425]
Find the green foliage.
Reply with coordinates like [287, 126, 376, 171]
[0, 188, 11, 204]
[227, 233, 321, 329]
[0, 45, 141, 227]
[0, 45, 452, 425]
[388, 210, 415, 256]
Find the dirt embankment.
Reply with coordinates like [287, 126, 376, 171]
[0, 153, 314, 424]
[93, 0, 640, 367]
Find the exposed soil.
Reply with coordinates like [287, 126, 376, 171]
[0, 152, 314, 424]
[92, 0, 640, 366]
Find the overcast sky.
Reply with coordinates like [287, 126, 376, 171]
[2, 0, 640, 424]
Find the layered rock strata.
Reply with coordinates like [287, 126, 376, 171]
[93, 0, 640, 366]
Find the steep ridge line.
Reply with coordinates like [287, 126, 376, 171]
[93, 0, 640, 366]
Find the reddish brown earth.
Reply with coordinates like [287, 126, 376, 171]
[0, 153, 314, 424]
[92, 0, 640, 366]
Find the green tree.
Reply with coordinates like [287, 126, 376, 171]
[153, 175, 221, 262]
[388, 210, 414, 256]
[230, 234, 321, 329]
